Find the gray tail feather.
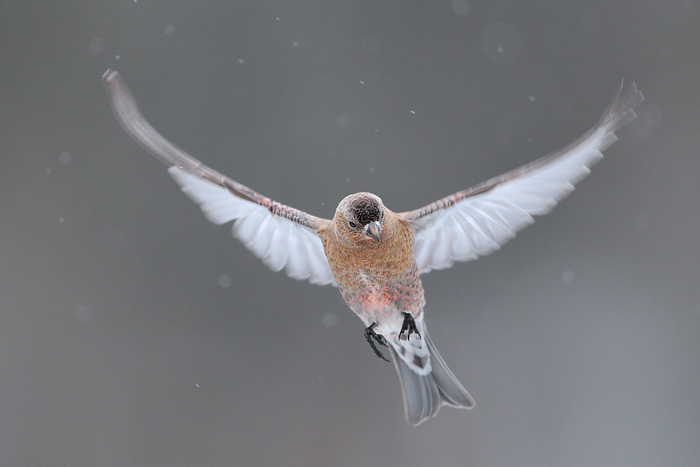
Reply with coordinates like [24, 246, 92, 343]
[389, 327, 474, 426]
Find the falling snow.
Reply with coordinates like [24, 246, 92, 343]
[75, 305, 93, 322]
[334, 114, 351, 129]
[451, 0, 470, 15]
[218, 274, 233, 287]
[561, 270, 575, 284]
[322, 313, 338, 328]
[481, 22, 521, 63]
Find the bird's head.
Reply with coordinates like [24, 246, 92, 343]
[334, 192, 386, 246]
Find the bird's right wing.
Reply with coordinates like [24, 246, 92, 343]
[399, 82, 644, 275]
[103, 70, 336, 286]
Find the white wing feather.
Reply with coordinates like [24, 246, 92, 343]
[168, 167, 335, 285]
[406, 83, 643, 274]
[102, 69, 335, 287]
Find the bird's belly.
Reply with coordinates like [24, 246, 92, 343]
[338, 272, 425, 328]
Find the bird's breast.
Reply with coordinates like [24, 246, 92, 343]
[319, 220, 424, 320]
[320, 219, 416, 288]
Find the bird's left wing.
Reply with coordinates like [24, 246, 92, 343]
[399, 82, 644, 275]
[103, 70, 336, 286]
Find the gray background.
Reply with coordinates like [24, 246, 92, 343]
[2, 1, 699, 466]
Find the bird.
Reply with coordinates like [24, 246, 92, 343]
[103, 69, 643, 426]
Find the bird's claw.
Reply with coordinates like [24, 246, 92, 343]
[364, 323, 390, 362]
[399, 312, 421, 341]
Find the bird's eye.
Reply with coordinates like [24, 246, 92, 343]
[348, 221, 357, 228]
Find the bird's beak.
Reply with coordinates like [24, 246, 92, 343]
[365, 221, 381, 243]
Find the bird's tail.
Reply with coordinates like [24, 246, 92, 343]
[389, 325, 474, 426]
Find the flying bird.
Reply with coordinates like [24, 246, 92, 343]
[103, 69, 643, 426]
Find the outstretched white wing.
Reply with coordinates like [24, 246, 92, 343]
[401, 83, 644, 274]
[103, 69, 335, 286]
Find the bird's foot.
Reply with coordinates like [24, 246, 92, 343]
[364, 323, 390, 362]
[399, 312, 421, 341]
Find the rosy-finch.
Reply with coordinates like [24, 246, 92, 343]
[103, 70, 643, 425]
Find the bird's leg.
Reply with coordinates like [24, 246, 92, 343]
[364, 323, 390, 362]
[399, 312, 421, 340]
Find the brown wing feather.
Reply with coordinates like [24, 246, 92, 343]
[103, 70, 335, 285]
[400, 82, 643, 225]
[398, 82, 643, 274]
[102, 69, 328, 232]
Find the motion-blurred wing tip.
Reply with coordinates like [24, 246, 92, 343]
[102, 69, 121, 87]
